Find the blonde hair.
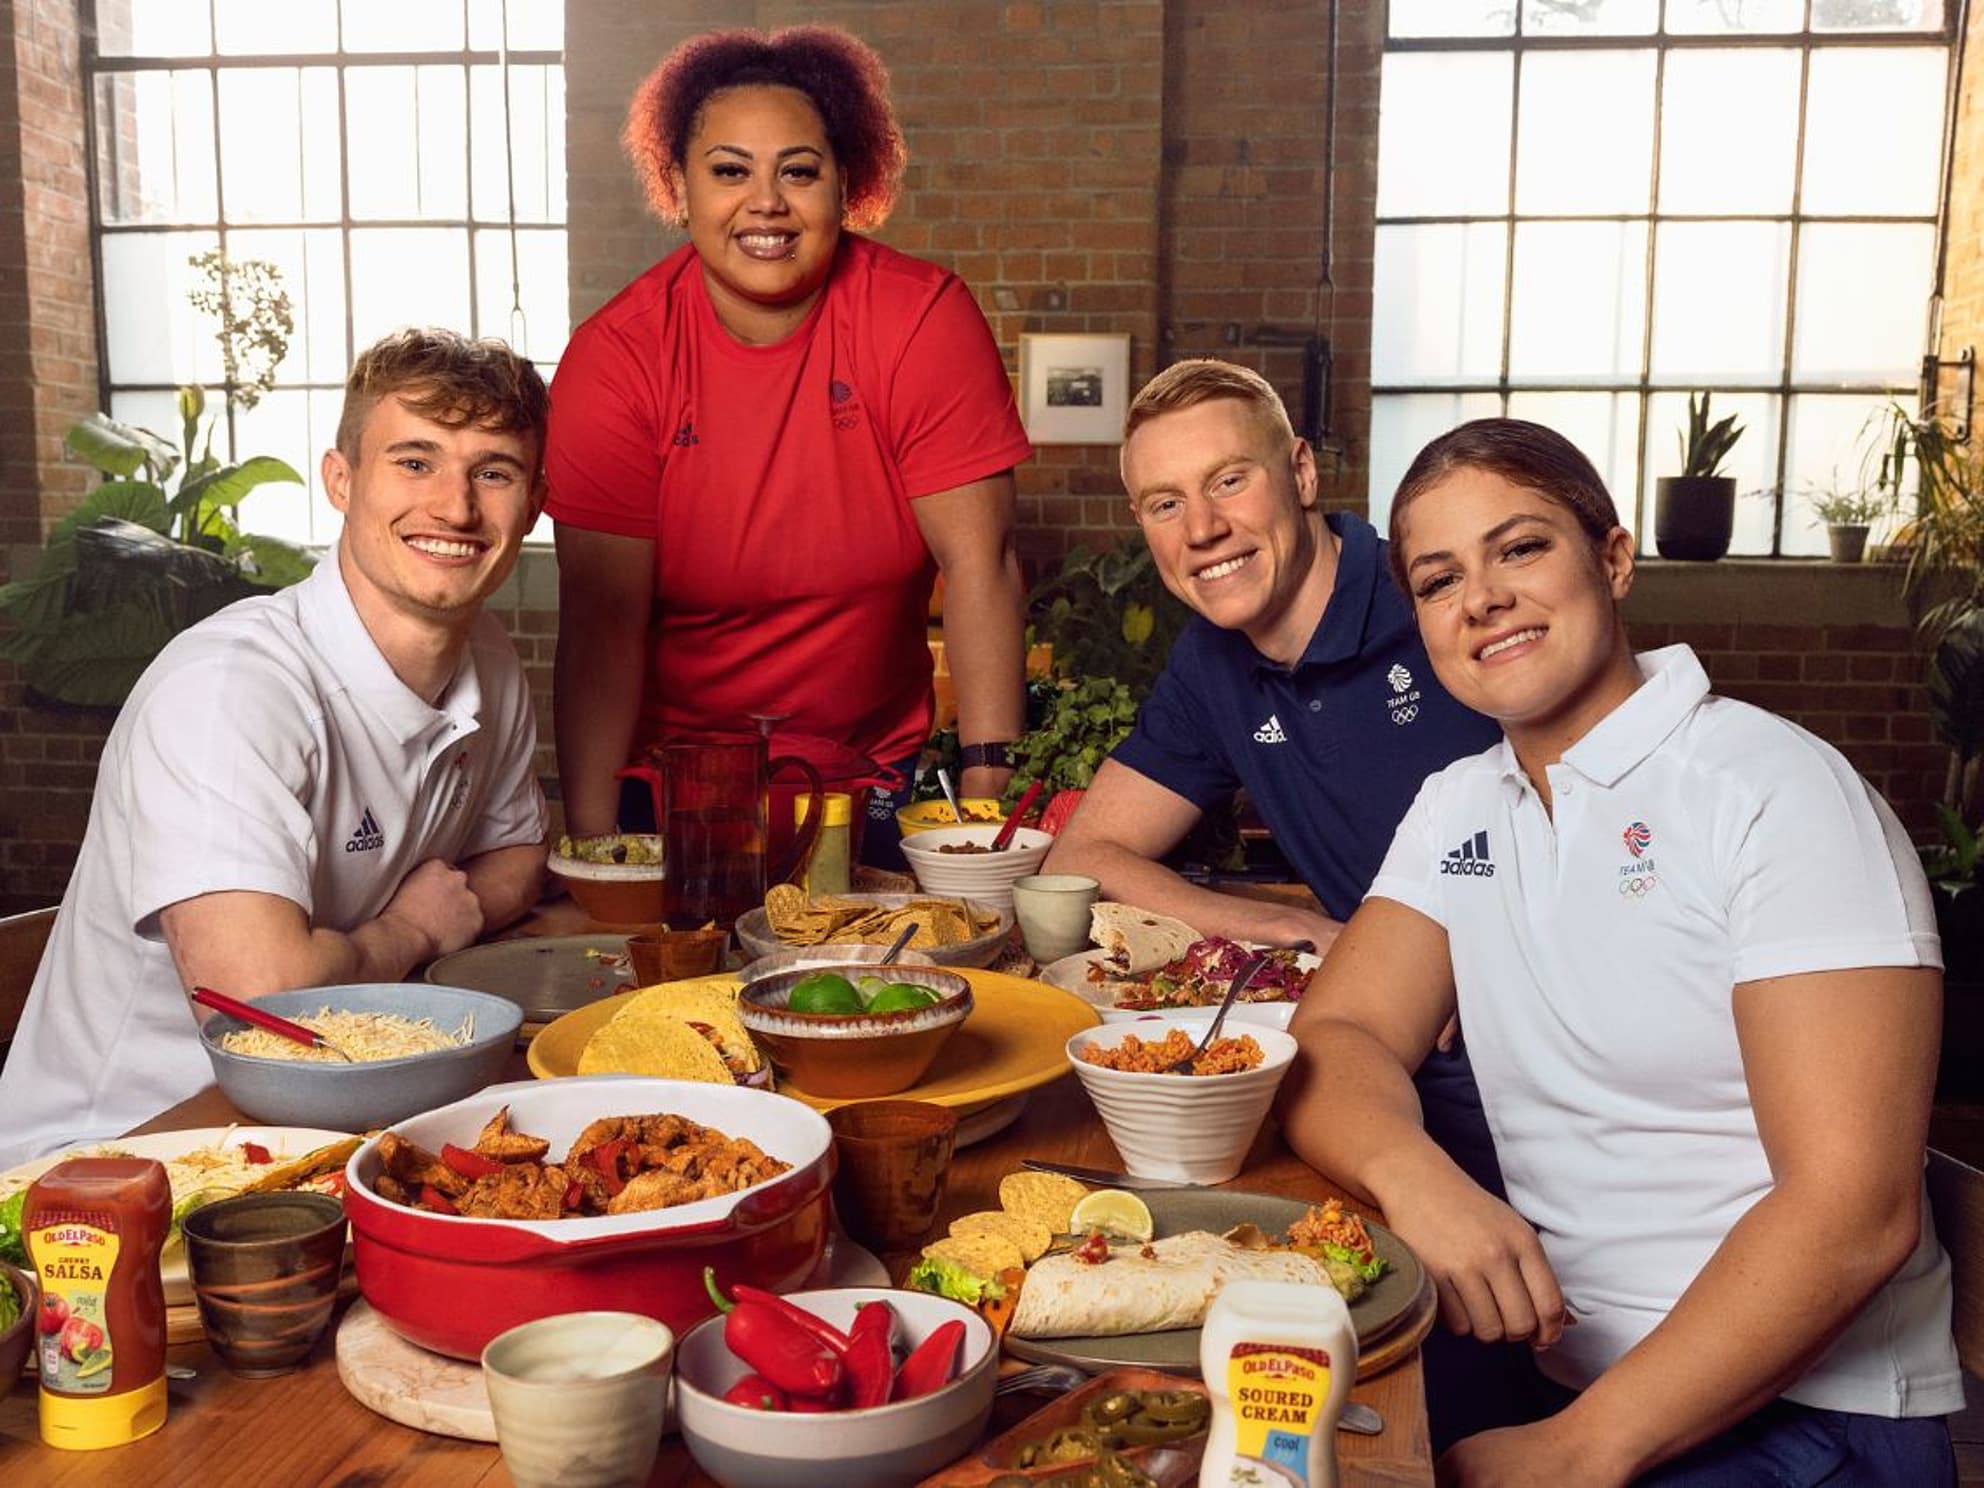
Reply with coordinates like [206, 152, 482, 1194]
[1123, 359, 1296, 446]
[336, 328, 549, 471]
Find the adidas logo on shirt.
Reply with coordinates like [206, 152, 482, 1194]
[1253, 714, 1288, 744]
[345, 808, 385, 854]
[1439, 828, 1495, 877]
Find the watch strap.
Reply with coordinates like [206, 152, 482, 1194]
[957, 741, 1013, 770]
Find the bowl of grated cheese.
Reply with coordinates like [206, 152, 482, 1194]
[198, 984, 522, 1130]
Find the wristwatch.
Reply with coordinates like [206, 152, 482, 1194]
[957, 741, 1013, 771]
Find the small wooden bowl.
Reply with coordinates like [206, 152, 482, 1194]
[736, 966, 972, 1099]
[922, 1366, 1209, 1485]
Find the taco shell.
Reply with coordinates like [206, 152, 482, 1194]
[579, 1004, 739, 1083]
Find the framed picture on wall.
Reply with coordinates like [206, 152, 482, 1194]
[1019, 332, 1132, 445]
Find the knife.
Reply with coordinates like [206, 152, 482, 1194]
[1020, 1159, 1207, 1191]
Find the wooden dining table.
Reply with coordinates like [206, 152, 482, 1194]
[0, 906, 1436, 1487]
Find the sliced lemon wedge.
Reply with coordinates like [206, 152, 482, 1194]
[1068, 1187, 1154, 1244]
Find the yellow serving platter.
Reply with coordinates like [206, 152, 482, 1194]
[526, 968, 1100, 1112]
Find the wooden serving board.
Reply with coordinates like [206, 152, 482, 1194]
[335, 1300, 498, 1442]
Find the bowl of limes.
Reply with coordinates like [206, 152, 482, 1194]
[735, 965, 973, 1099]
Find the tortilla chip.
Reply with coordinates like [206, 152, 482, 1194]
[998, 1171, 1091, 1234]
[922, 1232, 1025, 1277]
[578, 1009, 735, 1083]
[950, 1209, 1052, 1264]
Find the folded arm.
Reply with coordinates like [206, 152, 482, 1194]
[1042, 758, 1340, 951]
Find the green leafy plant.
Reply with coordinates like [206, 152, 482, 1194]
[1025, 533, 1191, 698]
[1805, 482, 1894, 530]
[0, 253, 310, 707]
[1677, 391, 1744, 479]
[1006, 676, 1141, 797]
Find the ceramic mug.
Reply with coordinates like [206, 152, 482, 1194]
[1011, 873, 1102, 964]
[482, 1311, 675, 1488]
[826, 1100, 959, 1251]
[183, 1191, 346, 1377]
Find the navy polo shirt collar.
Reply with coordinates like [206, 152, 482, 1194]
[1255, 512, 1384, 675]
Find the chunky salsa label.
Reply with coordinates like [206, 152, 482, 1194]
[31, 1221, 117, 1393]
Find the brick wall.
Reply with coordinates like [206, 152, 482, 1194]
[1937, 0, 1984, 401]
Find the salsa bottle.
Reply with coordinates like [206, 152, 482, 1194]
[1199, 1278, 1356, 1488]
[25, 1156, 171, 1450]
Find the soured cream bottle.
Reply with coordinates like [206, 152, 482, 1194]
[25, 1157, 171, 1450]
[1199, 1278, 1356, 1488]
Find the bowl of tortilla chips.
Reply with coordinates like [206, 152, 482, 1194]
[738, 966, 973, 1099]
[735, 888, 1012, 969]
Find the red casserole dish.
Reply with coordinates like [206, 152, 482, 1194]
[343, 1076, 835, 1359]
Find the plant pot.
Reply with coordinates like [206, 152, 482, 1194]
[1653, 476, 1735, 562]
[1827, 523, 1870, 563]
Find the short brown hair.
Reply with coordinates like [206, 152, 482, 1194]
[1387, 418, 1620, 591]
[1123, 359, 1295, 447]
[624, 26, 906, 232]
[335, 328, 549, 468]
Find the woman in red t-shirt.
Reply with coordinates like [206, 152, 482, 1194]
[546, 26, 1032, 862]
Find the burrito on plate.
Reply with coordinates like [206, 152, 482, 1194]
[1009, 1231, 1330, 1339]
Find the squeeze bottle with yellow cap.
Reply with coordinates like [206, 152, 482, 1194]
[25, 1156, 171, 1450]
[1199, 1277, 1355, 1487]
[799, 791, 853, 896]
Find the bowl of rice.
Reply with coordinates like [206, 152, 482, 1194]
[198, 984, 522, 1130]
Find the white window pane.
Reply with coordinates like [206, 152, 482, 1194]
[346, 67, 468, 219]
[1373, 223, 1507, 384]
[1388, 0, 1513, 37]
[95, 0, 213, 56]
[1522, 0, 1658, 34]
[1649, 222, 1790, 383]
[1659, 50, 1800, 213]
[1367, 392, 1504, 529]
[219, 70, 304, 223]
[213, 0, 337, 54]
[230, 390, 316, 542]
[341, 0, 465, 53]
[1515, 52, 1655, 214]
[349, 229, 472, 347]
[1641, 391, 1781, 555]
[1783, 393, 1910, 555]
[470, 0, 566, 51]
[224, 228, 349, 384]
[1792, 223, 1933, 382]
[94, 71, 217, 225]
[1664, 0, 1804, 32]
[101, 230, 224, 386]
[472, 65, 567, 223]
[1509, 221, 1648, 381]
[1802, 48, 1947, 215]
[1506, 392, 1640, 523]
[474, 229, 570, 363]
[1812, 0, 1943, 31]
[1377, 54, 1513, 217]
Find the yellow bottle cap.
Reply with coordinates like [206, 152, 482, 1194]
[40, 1372, 167, 1450]
[799, 792, 854, 827]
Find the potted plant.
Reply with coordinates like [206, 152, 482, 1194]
[1654, 392, 1744, 561]
[1806, 486, 1893, 563]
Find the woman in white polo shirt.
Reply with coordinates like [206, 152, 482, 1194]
[1279, 418, 1960, 1485]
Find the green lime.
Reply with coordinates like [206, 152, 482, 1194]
[856, 975, 891, 1005]
[787, 972, 863, 1014]
[866, 982, 942, 1014]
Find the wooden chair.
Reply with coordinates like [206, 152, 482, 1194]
[1927, 1148, 1984, 1483]
[0, 905, 55, 1066]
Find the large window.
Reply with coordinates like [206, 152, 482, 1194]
[85, 0, 568, 545]
[1370, 1, 1953, 556]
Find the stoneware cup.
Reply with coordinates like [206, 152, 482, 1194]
[826, 1099, 959, 1252]
[626, 926, 728, 985]
[182, 1191, 346, 1377]
[482, 1311, 675, 1488]
[1011, 873, 1102, 963]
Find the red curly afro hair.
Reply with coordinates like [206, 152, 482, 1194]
[624, 26, 907, 233]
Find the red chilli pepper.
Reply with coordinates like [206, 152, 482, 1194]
[591, 1138, 628, 1197]
[561, 1178, 584, 1213]
[891, 1318, 965, 1402]
[731, 1283, 851, 1356]
[441, 1143, 506, 1180]
[241, 1142, 273, 1165]
[843, 1299, 896, 1410]
[721, 1373, 789, 1411]
[418, 1183, 458, 1215]
[703, 1268, 842, 1400]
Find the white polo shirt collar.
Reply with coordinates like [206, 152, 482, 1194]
[1492, 644, 1709, 796]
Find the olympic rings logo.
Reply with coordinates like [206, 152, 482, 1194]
[1391, 705, 1419, 725]
[1619, 875, 1657, 897]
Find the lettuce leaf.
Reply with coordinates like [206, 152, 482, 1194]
[1322, 1241, 1388, 1284]
[905, 1255, 1004, 1308]
[0, 1189, 25, 1267]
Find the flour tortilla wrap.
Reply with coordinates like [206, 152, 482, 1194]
[1088, 904, 1200, 976]
[1009, 1231, 1329, 1339]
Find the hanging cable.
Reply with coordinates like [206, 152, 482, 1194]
[498, 0, 527, 353]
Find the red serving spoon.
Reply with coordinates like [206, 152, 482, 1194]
[991, 780, 1045, 851]
[191, 985, 353, 1062]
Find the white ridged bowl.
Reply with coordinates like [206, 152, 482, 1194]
[1065, 1018, 1298, 1185]
[898, 826, 1052, 910]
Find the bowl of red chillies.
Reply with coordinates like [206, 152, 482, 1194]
[673, 1280, 998, 1488]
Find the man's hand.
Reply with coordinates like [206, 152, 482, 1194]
[379, 858, 484, 962]
[1378, 1147, 1566, 1347]
[1251, 904, 1342, 956]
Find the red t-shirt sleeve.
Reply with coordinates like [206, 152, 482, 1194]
[887, 276, 1033, 499]
[543, 322, 663, 538]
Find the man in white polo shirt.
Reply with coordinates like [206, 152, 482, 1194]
[0, 328, 552, 1166]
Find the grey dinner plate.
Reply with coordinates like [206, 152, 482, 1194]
[1001, 1188, 1425, 1376]
[423, 935, 638, 1025]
